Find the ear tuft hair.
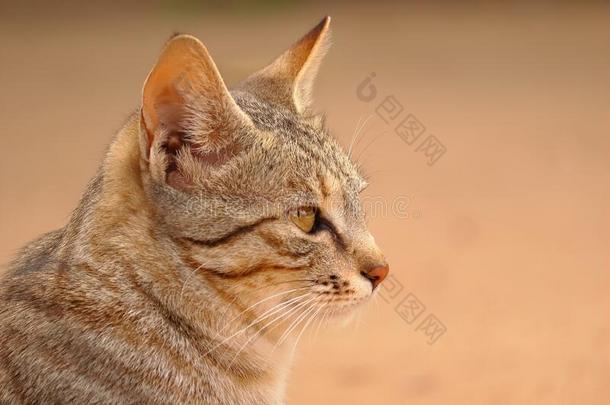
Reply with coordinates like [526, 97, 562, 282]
[141, 34, 253, 190]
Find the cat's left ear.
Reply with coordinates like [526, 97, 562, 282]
[236, 16, 331, 114]
[140, 34, 253, 188]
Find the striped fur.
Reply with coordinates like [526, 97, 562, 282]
[0, 17, 387, 404]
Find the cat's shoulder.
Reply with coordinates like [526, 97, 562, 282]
[5, 229, 64, 278]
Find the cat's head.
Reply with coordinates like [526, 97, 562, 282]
[139, 17, 388, 324]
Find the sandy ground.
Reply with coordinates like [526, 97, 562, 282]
[0, 2, 609, 404]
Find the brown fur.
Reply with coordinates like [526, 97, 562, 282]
[0, 17, 388, 404]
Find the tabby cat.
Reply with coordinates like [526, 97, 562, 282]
[0, 17, 389, 404]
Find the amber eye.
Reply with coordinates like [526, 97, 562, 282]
[290, 206, 317, 233]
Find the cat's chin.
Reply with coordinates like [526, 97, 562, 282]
[321, 297, 369, 321]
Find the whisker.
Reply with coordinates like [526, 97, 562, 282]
[312, 299, 332, 341]
[348, 114, 373, 158]
[179, 257, 215, 303]
[270, 302, 314, 354]
[204, 293, 311, 357]
[354, 130, 388, 165]
[215, 286, 311, 337]
[216, 277, 314, 321]
[290, 302, 326, 358]
[253, 295, 318, 344]
[347, 115, 364, 158]
[224, 295, 317, 370]
[372, 292, 380, 310]
[275, 300, 319, 348]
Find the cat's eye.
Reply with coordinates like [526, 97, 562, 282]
[290, 206, 317, 233]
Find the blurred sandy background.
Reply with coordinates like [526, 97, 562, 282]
[1, 1, 609, 404]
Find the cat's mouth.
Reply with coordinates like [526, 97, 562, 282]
[314, 293, 369, 318]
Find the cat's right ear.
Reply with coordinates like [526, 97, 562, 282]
[236, 17, 331, 115]
[140, 34, 252, 188]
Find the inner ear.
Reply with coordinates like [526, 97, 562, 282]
[141, 34, 253, 190]
[162, 131, 184, 172]
[156, 129, 241, 190]
[161, 131, 189, 189]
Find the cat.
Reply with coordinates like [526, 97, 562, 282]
[0, 16, 389, 404]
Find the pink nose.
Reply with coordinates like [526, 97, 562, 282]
[361, 264, 389, 290]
